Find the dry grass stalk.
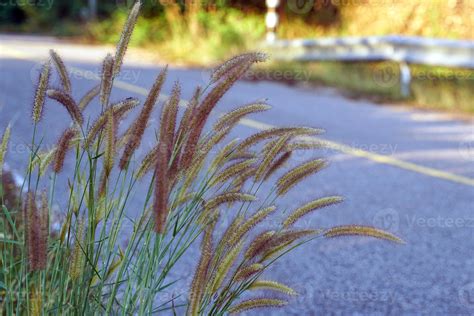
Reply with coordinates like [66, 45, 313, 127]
[276, 159, 327, 195]
[84, 98, 139, 147]
[263, 151, 292, 181]
[210, 241, 243, 293]
[213, 102, 271, 132]
[78, 84, 100, 110]
[69, 218, 85, 280]
[210, 158, 257, 187]
[153, 143, 170, 233]
[228, 298, 287, 314]
[204, 192, 256, 210]
[249, 280, 296, 296]
[210, 52, 267, 84]
[46, 89, 84, 125]
[234, 263, 263, 281]
[323, 225, 404, 243]
[244, 230, 276, 260]
[50, 49, 71, 93]
[234, 127, 322, 153]
[229, 206, 276, 247]
[32, 61, 51, 123]
[0, 124, 11, 178]
[104, 112, 116, 177]
[113, 1, 141, 75]
[24, 192, 47, 271]
[283, 196, 344, 228]
[53, 128, 77, 174]
[255, 135, 290, 181]
[100, 54, 115, 107]
[119, 67, 167, 169]
[188, 218, 217, 316]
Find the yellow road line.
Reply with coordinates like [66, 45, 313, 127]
[2, 47, 473, 187]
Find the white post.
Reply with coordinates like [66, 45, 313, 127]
[265, 0, 280, 43]
[399, 62, 411, 97]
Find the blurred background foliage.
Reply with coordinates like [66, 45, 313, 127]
[1, 0, 472, 62]
[1, 0, 473, 114]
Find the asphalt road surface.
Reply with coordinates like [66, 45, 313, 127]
[1, 35, 473, 315]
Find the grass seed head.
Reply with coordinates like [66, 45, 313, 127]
[32, 60, 51, 123]
[323, 225, 404, 243]
[53, 128, 77, 174]
[46, 89, 84, 125]
[50, 49, 71, 93]
[100, 54, 115, 107]
[228, 298, 287, 314]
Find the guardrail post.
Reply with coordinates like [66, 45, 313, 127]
[265, 0, 280, 43]
[399, 62, 411, 97]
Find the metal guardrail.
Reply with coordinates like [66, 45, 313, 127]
[264, 35, 474, 96]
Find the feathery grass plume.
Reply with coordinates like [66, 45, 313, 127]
[234, 263, 264, 281]
[234, 127, 322, 153]
[255, 135, 290, 181]
[50, 49, 71, 93]
[323, 225, 404, 243]
[244, 230, 276, 260]
[119, 67, 167, 169]
[188, 217, 217, 316]
[213, 102, 271, 132]
[228, 150, 256, 162]
[181, 126, 232, 178]
[69, 218, 85, 280]
[100, 54, 115, 107]
[210, 158, 257, 187]
[283, 196, 344, 228]
[228, 298, 287, 314]
[263, 151, 292, 181]
[229, 206, 276, 247]
[210, 241, 243, 293]
[210, 52, 268, 84]
[113, 1, 141, 75]
[260, 230, 319, 261]
[53, 128, 77, 174]
[230, 165, 257, 191]
[153, 143, 170, 233]
[214, 215, 243, 260]
[170, 191, 199, 210]
[161, 82, 182, 180]
[46, 89, 84, 125]
[30, 284, 42, 315]
[25, 192, 47, 271]
[78, 84, 100, 110]
[40, 190, 49, 252]
[209, 138, 240, 170]
[163, 81, 181, 147]
[277, 159, 327, 196]
[84, 97, 139, 147]
[181, 61, 252, 171]
[135, 144, 159, 179]
[286, 139, 326, 151]
[104, 111, 116, 176]
[0, 124, 11, 178]
[32, 60, 51, 123]
[176, 86, 200, 142]
[249, 280, 297, 296]
[205, 192, 256, 210]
